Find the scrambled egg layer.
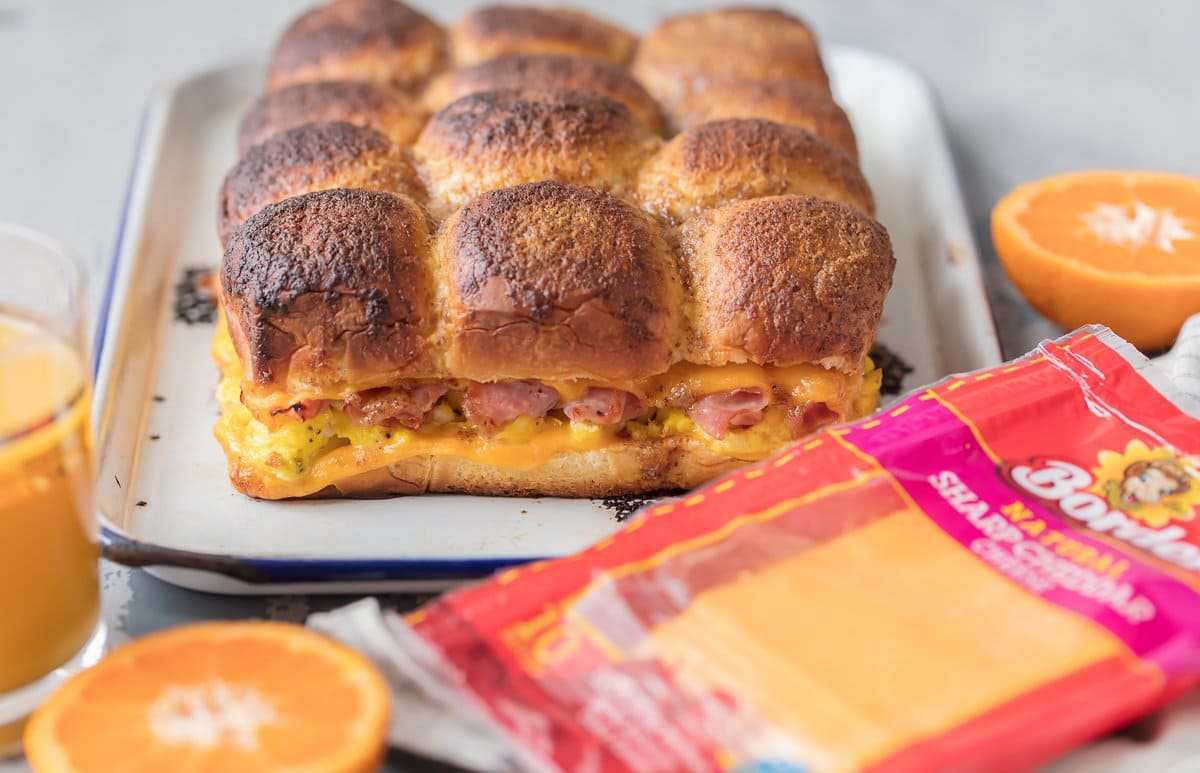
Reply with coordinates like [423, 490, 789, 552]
[213, 327, 881, 496]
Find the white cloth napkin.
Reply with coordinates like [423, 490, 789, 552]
[1169, 315, 1200, 407]
[306, 598, 523, 772]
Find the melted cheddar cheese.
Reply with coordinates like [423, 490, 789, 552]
[212, 326, 881, 497]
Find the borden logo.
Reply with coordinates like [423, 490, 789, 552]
[1008, 446, 1200, 573]
[1091, 440, 1200, 527]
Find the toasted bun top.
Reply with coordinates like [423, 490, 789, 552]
[266, 0, 446, 92]
[440, 181, 682, 381]
[218, 121, 422, 247]
[422, 54, 664, 134]
[633, 8, 828, 108]
[413, 87, 660, 216]
[451, 5, 636, 66]
[681, 195, 894, 372]
[222, 3, 895, 397]
[221, 189, 436, 390]
[238, 80, 427, 156]
[669, 80, 857, 160]
[637, 119, 873, 224]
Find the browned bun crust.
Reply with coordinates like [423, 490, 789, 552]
[422, 54, 665, 134]
[225, 437, 743, 499]
[217, 5, 895, 501]
[221, 189, 437, 394]
[669, 81, 858, 160]
[413, 88, 660, 217]
[217, 121, 424, 247]
[680, 195, 894, 372]
[237, 81, 427, 156]
[450, 5, 635, 67]
[632, 8, 829, 109]
[439, 181, 683, 381]
[636, 119, 873, 225]
[266, 0, 446, 92]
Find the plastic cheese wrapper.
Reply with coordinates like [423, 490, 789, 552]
[311, 326, 1200, 772]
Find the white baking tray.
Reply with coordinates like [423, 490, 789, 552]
[93, 45, 1003, 595]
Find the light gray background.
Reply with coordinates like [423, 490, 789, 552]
[2, 0, 1199, 769]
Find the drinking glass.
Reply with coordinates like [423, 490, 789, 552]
[0, 225, 105, 755]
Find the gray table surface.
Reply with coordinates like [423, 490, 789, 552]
[3, 0, 1200, 769]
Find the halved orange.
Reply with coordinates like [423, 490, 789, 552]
[24, 622, 390, 773]
[992, 170, 1200, 350]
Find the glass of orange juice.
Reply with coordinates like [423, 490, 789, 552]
[0, 225, 105, 756]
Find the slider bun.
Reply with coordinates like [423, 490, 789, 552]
[221, 189, 437, 395]
[217, 121, 423, 247]
[636, 119, 873, 224]
[422, 54, 665, 134]
[633, 8, 829, 109]
[670, 81, 858, 160]
[225, 437, 744, 498]
[451, 5, 635, 66]
[266, 0, 445, 92]
[413, 88, 660, 217]
[439, 181, 683, 381]
[680, 195, 894, 373]
[238, 81, 427, 157]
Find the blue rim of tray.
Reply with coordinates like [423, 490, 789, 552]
[94, 95, 552, 586]
[99, 526, 543, 583]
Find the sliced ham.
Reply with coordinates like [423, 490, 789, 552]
[689, 388, 770, 438]
[786, 401, 839, 439]
[343, 384, 448, 429]
[563, 388, 644, 426]
[463, 380, 560, 427]
[269, 398, 329, 423]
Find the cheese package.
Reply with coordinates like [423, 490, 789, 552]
[396, 326, 1200, 772]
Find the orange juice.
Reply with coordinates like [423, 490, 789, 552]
[0, 313, 99, 696]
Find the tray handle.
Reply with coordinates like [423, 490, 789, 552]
[101, 528, 271, 584]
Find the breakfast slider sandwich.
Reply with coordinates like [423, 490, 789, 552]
[632, 8, 831, 110]
[449, 5, 637, 67]
[217, 120, 423, 246]
[421, 53, 666, 134]
[264, 0, 446, 92]
[238, 81, 428, 156]
[212, 0, 894, 500]
[213, 185, 892, 499]
[668, 81, 859, 160]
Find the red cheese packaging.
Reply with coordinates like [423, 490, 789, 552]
[398, 327, 1200, 771]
